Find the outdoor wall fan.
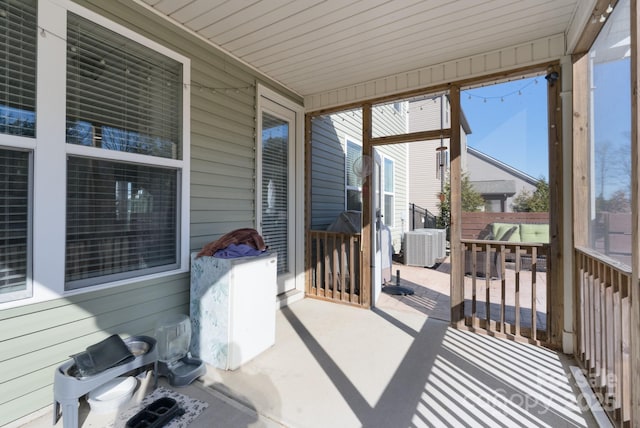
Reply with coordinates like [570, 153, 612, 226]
[352, 155, 373, 181]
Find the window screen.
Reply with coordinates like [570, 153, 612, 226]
[66, 156, 179, 288]
[0, 0, 37, 137]
[0, 148, 31, 301]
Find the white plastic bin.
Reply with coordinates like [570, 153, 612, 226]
[189, 251, 277, 370]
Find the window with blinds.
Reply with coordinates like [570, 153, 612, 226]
[0, 0, 37, 137]
[383, 157, 394, 226]
[346, 139, 362, 211]
[0, 148, 31, 301]
[66, 12, 182, 159]
[64, 12, 183, 289]
[65, 157, 179, 288]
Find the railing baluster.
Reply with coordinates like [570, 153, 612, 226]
[340, 236, 347, 302]
[530, 246, 536, 341]
[515, 247, 521, 338]
[484, 242, 491, 333]
[471, 243, 477, 329]
[500, 243, 506, 334]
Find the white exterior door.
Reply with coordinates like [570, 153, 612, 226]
[371, 149, 383, 304]
[257, 88, 302, 296]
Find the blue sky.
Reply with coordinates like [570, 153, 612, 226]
[461, 77, 548, 180]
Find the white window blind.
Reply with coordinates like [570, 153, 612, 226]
[383, 157, 394, 226]
[66, 156, 179, 288]
[0, 0, 37, 137]
[261, 112, 289, 274]
[66, 12, 181, 159]
[0, 148, 31, 301]
[346, 139, 362, 211]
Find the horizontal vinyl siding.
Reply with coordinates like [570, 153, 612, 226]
[374, 104, 408, 253]
[0, 273, 189, 426]
[310, 115, 348, 230]
[0, 0, 303, 425]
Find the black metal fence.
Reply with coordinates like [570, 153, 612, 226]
[409, 203, 437, 230]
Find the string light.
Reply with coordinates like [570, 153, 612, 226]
[36, 25, 254, 94]
[464, 78, 538, 104]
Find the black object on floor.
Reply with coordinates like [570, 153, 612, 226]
[125, 397, 185, 428]
[70, 334, 134, 377]
[382, 269, 414, 295]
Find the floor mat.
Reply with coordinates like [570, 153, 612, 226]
[113, 386, 209, 428]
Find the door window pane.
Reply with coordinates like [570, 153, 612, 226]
[262, 112, 289, 274]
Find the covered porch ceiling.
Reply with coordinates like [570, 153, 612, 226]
[140, 0, 601, 102]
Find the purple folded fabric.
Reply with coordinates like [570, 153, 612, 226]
[214, 243, 265, 259]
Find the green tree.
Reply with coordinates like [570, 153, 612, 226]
[512, 178, 549, 212]
[437, 172, 484, 230]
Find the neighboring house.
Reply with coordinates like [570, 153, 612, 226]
[407, 98, 537, 214]
[310, 103, 409, 253]
[0, 1, 305, 424]
[466, 146, 538, 212]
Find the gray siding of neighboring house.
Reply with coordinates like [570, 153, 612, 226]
[409, 98, 446, 216]
[310, 105, 408, 253]
[0, 1, 302, 425]
[408, 97, 469, 217]
[310, 112, 360, 230]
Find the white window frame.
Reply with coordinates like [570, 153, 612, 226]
[0, 0, 190, 309]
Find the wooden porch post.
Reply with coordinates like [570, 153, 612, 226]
[547, 63, 564, 347]
[449, 85, 464, 326]
[361, 103, 372, 308]
[630, 0, 640, 423]
[304, 113, 312, 296]
[572, 54, 589, 357]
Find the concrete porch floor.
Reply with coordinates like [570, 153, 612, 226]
[25, 262, 598, 428]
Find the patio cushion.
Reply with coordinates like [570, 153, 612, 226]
[491, 223, 519, 242]
[519, 223, 549, 243]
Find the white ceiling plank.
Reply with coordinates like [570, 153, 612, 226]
[187, 0, 293, 34]
[169, 0, 248, 25]
[229, 0, 431, 57]
[151, 0, 198, 16]
[204, 0, 332, 46]
[274, 14, 570, 93]
[242, 0, 447, 66]
[245, 0, 524, 68]
[142, 0, 585, 96]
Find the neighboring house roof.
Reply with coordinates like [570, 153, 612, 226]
[471, 180, 516, 196]
[467, 146, 539, 186]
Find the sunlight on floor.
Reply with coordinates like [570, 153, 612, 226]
[409, 327, 590, 428]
